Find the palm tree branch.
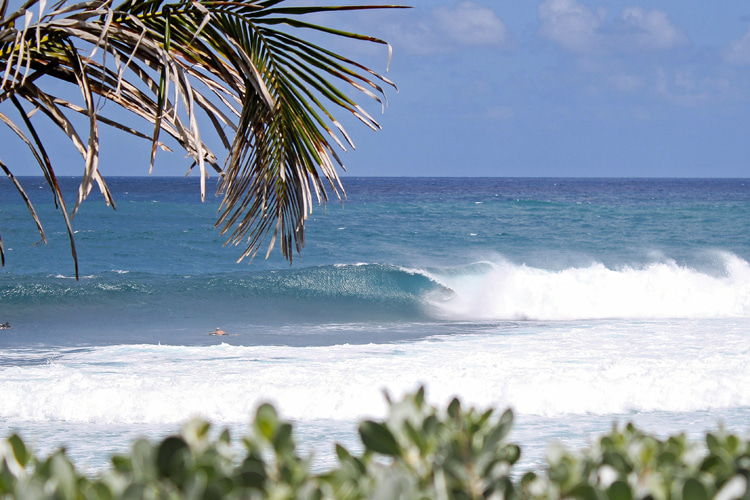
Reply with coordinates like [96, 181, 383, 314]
[270, 49, 381, 131]
[1, 0, 403, 272]
[63, 40, 114, 216]
[265, 28, 396, 92]
[4, 96, 81, 277]
[0, 157, 47, 245]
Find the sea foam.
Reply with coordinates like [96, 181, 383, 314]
[1, 318, 748, 425]
[427, 253, 750, 320]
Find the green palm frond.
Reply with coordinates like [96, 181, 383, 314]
[0, 0, 406, 277]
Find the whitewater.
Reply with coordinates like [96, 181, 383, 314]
[0, 177, 749, 471]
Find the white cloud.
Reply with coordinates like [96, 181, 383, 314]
[538, 0, 686, 54]
[609, 73, 644, 93]
[617, 8, 687, 51]
[388, 20, 441, 56]
[655, 67, 722, 107]
[387, 2, 511, 55]
[434, 2, 511, 48]
[538, 0, 603, 53]
[723, 27, 750, 65]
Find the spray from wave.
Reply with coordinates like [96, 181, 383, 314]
[426, 253, 750, 321]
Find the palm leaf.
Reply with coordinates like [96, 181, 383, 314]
[1, 0, 408, 277]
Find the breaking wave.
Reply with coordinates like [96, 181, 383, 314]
[428, 253, 750, 320]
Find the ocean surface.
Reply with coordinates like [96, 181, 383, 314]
[1, 176, 749, 472]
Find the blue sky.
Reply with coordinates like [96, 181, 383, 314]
[334, 0, 750, 177]
[8, 1, 750, 177]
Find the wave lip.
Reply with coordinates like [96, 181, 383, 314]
[428, 253, 750, 321]
[2, 263, 443, 303]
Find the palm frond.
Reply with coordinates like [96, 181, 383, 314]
[1, 0, 408, 277]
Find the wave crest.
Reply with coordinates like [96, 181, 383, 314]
[428, 253, 750, 320]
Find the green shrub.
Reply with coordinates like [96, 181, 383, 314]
[1, 389, 748, 499]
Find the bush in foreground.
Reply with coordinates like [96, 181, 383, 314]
[1, 389, 748, 499]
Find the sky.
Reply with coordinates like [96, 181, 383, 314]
[7, 1, 750, 177]
[333, 0, 750, 177]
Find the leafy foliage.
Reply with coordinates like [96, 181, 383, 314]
[520, 422, 750, 500]
[0, 0, 404, 277]
[1, 389, 749, 499]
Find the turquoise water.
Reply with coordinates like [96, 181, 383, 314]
[1, 177, 749, 471]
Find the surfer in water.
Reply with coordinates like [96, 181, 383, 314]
[209, 327, 226, 336]
[0, 322, 10, 329]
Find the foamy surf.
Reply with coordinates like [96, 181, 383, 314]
[427, 253, 750, 320]
[1, 317, 749, 425]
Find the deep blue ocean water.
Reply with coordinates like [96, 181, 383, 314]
[1, 176, 749, 471]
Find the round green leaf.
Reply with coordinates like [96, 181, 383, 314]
[358, 421, 401, 457]
[607, 480, 632, 500]
[273, 423, 295, 455]
[447, 398, 462, 420]
[568, 484, 598, 500]
[683, 478, 709, 500]
[7, 434, 29, 467]
[255, 404, 279, 441]
[157, 436, 190, 481]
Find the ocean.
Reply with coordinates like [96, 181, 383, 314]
[1, 176, 749, 472]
